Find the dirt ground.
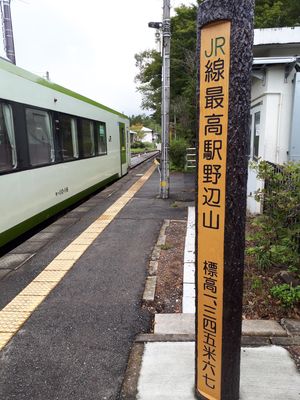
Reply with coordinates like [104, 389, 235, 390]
[147, 220, 186, 316]
[149, 218, 299, 320]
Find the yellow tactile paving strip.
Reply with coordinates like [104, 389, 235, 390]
[0, 164, 156, 351]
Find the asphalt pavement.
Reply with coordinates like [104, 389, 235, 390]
[0, 161, 195, 400]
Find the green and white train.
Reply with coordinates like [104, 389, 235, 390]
[0, 58, 129, 247]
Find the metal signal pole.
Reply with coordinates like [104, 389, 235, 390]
[160, 0, 171, 199]
[0, 0, 16, 64]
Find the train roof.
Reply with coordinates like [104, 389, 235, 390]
[0, 58, 128, 119]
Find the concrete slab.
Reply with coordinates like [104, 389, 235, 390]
[154, 314, 195, 334]
[183, 206, 195, 320]
[12, 241, 46, 254]
[143, 276, 157, 301]
[149, 261, 158, 276]
[282, 319, 300, 336]
[183, 263, 195, 284]
[72, 206, 91, 213]
[0, 269, 11, 280]
[152, 315, 290, 337]
[83, 200, 100, 206]
[40, 224, 66, 234]
[184, 236, 195, 252]
[183, 283, 195, 298]
[240, 346, 300, 399]
[52, 217, 78, 226]
[184, 250, 195, 263]
[138, 342, 196, 400]
[138, 343, 300, 400]
[182, 297, 195, 314]
[187, 207, 195, 227]
[28, 232, 56, 242]
[242, 320, 287, 337]
[0, 254, 32, 270]
[151, 248, 161, 261]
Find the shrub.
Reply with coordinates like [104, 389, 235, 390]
[131, 141, 145, 149]
[247, 161, 300, 276]
[143, 141, 155, 149]
[169, 138, 188, 170]
[270, 284, 300, 308]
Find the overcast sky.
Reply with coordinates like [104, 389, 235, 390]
[1, 0, 196, 116]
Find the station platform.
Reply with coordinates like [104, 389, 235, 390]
[0, 159, 299, 400]
[0, 160, 194, 400]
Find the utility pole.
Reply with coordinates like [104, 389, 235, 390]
[160, 0, 171, 198]
[0, 0, 16, 64]
[149, 0, 171, 199]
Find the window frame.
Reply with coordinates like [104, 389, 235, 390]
[79, 118, 96, 158]
[55, 112, 79, 162]
[25, 106, 55, 167]
[0, 101, 17, 173]
[95, 121, 107, 156]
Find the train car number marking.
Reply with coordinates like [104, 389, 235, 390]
[55, 187, 69, 196]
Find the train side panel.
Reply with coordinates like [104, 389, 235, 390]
[0, 59, 130, 246]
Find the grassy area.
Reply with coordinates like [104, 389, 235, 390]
[130, 148, 147, 154]
[130, 146, 157, 154]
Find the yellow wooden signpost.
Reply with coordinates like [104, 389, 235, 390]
[196, 1, 254, 399]
[197, 20, 231, 400]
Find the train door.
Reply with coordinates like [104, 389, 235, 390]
[119, 122, 127, 176]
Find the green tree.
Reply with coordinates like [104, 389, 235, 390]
[130, 114, 161, 137]
[130, 123, 146, 141]
[255, 0, 300, 28]
[135, 4, 199, 143]
[134, 50, 162, 123]
[170, 5, 198, 142]
[135, 1, 300, 142]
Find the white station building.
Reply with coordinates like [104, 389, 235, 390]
[247, 27, 300, 213]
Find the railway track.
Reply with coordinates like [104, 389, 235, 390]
[130, 150, 160, 168]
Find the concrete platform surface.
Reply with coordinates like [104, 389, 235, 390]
[137, 342, 300, 400]
[282, 319, 300, 336]
[154, 314, 289, 337]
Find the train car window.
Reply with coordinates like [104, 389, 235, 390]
[26, 108, 54, 166]
[0, 103, 17, 172]
[81, 119, 95, 157]
[59, 114, 79, 160]
[96, 122, 107, 155]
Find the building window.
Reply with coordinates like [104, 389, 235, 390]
[81, 119, 95, 157]
[253, 111, 260, 160]
[26, 108, 54, 166]
[96, 122, 107, 155]
[58, 114, 78, 160]
[0, 103, 17, 172]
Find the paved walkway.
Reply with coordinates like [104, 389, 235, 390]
[0, 162, 194, 400]
[138, 343, 300, 400]
[122, 208, 300, 400]
[1, 162, 299, 400]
